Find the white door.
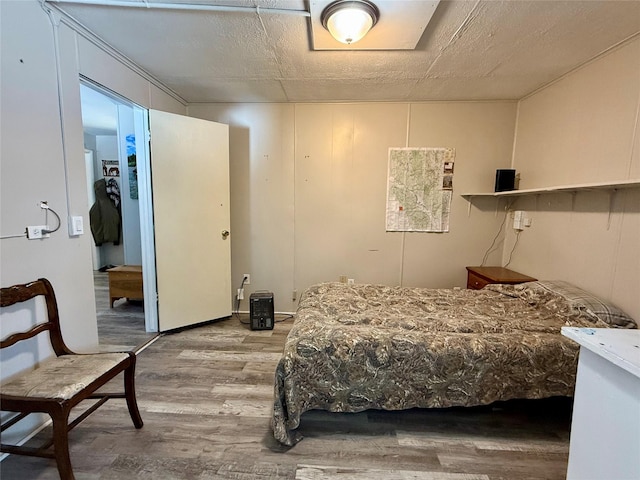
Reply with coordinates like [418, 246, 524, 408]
[149, 110, 231, 331]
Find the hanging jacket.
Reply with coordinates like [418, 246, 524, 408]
[90, 178, 121, 246]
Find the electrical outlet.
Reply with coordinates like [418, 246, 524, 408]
[347, 278, 355, 285]
[237, 288, 244, 300]
[26, 225, 50, 240]
[243, 274, 250, 285]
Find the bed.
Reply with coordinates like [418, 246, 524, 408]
[272, 280, 636, 446]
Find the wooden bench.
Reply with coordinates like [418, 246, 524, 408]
[0, 278, 143, 480]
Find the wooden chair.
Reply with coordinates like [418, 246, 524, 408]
[0, 278, 143, 480]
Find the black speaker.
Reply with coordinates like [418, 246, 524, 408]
[495, 169, 516, 192]
[249, 292, 274, 330]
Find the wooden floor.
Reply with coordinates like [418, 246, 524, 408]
[93, 271, 157, 352]
[1, 296, 573, 479]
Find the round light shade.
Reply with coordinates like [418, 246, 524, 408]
[321, 0, 379, 45]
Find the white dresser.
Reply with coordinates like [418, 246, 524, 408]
[561, 327, 640, 480]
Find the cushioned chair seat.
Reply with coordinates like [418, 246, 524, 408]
[1, 353, 129, 400]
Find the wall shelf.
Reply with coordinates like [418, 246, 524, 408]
[461, 178, 640, 224]
[461, 179, 640, 199]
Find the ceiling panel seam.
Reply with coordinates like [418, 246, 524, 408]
[254, 9, 290, 102]
[406, 0, 482, 100]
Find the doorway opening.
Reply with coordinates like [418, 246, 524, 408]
[80, 80, 158, 349]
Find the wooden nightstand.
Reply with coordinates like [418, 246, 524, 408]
[466, 266, 537, 290]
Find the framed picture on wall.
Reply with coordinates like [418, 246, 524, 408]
[127, 134, 138, 199]
[102, 159, 119, 177]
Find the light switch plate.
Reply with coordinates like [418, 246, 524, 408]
[70, 216, 84, 236]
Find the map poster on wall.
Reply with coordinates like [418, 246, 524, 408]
[386, 147, 455, 233]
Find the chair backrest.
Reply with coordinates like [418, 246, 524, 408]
[0, 278, 73, 356]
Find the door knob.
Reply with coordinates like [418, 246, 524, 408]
[221, 230, 230, 239]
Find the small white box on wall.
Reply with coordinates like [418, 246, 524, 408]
[69, 216, 84, 236]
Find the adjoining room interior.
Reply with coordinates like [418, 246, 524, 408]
[80, 82, 154, 349]
[1, 0, 639, 479]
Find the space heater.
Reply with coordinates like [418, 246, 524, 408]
[249, 291, 274, 330]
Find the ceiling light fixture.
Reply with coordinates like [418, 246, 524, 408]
[321, 0, 380, 45]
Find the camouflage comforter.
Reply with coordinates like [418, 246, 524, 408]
[272, 282, 609, 446]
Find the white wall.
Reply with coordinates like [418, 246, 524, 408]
[1, 0, 97, 351]
[188, 101, 518, 312]
[0, 0, 186, 445]
[191, 38, 639, 322]
[507, 37, 640, 320]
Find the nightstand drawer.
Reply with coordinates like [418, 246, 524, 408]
[467, 271, 490, 290]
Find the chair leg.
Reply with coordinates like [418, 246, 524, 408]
[51, 407, 75, 480]
[124, 359, 144, 429]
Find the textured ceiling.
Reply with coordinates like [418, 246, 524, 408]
[52, 0, 640, 103]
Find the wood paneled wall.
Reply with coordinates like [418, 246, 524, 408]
[189, 102, 518, 312]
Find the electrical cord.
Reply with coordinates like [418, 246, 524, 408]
[480, 203, 511, 266]
[41, 203, 61, 234]
[1, 202, 61, 240]
[235, 277, 249, 324]
[504, 230, 521, 268]
[0, 233, 27, 240]
[275, 314, 293, 323]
